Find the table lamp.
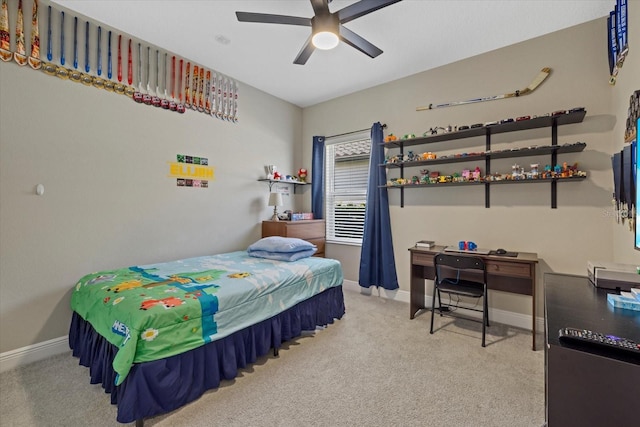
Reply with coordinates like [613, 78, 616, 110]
[268, 192, 283, 221]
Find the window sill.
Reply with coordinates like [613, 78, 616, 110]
[326, 239, 363, 247]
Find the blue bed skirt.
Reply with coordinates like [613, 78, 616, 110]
[69, 285, 345, 423]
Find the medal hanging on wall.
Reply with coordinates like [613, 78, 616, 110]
[231, 79, 239, 123]
[28, 0, 41, 69]
[169, 56, 177, 111]
[216, 73, 223, 119]
[204, 69, 211, 114]
[197, 66, 205, 112]
[0, 0, 11, 61]
[161, 52, 169, 109]
[68, 16, 83, 82]
[55, 11, 69, 80]
[152, 49, 161, 107]
[92, 26, 105, 89]
[176, 58, 185, 113]
[41, 5, 55, 75]
[81, 21, 93, 85]
[14, 0, 27, 65]
[184, 61, 191, 109]
[114, 35, 125, 94]
[103, 30, 115, 91]
[133, 42, 143, 102]
[124, 38, 134, 97]
[191, 64, 199, 110]
[143, 46, 152, 105]
[211, 72, 218, 118]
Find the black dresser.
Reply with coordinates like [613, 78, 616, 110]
[544, 273, 640, 427]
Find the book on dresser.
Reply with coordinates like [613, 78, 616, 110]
[415, 240, 435, 248]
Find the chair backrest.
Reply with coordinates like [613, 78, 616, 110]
[434, 253, 485, 272]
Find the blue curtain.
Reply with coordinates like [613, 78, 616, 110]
[311, 136, 325, 219]
[359, 123, 398, 290]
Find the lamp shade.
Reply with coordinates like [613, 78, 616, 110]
[312, 31, 339, 50]
[268, 192, 283, 207]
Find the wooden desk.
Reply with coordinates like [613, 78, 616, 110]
[544, 273, 639, 426]
[409, 245, 539, 350]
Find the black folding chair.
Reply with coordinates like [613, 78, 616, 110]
[430, 252, 490, 347]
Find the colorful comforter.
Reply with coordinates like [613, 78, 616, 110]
[71, 251, 343, 385]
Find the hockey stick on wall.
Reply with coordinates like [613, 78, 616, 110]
[416, 67, 551, 111]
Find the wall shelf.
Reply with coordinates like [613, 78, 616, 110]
[381, 109, 587, 208]
[258, 178, 310, 193]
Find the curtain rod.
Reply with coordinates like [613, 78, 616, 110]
[326, 123, 387, 139]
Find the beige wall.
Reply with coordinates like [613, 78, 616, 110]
[0, 60, 302, 353]
[303, 15, 639, 320]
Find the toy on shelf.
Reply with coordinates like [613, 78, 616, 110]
[511, 163, 525, 180]
[384, 133, 398, 143]
[297, 168, 308, 182]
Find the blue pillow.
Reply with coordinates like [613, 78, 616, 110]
[248, 236, 316, 254]
[248, 248, 317, 262]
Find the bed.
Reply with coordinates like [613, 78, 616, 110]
[68, 247, 345, 425]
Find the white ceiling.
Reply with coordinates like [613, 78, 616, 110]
[52, 0, 612, 108]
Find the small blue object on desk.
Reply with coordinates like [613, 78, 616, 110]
[607, 292, 640, 311]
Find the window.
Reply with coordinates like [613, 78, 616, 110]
[325, 133, 370, 244]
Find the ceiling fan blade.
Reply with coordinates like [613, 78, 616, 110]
[339, 26, 383, 58]
[338, 0, 403, 24]
[236, 12, 311, 26]
[310, 0, 330, 17]
[294, 36, 315, 65]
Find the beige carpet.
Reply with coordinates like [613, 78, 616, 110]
[0, 289, 545, 426]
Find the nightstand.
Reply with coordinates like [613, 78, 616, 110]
[261, 220, 325, 257]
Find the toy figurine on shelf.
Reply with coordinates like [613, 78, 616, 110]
[554, 164, 562, 176]
[273, 171, 282, 180]
[384, 133, 398, 143]
[297, 168, 308, 182]
[511, 164, 524, 180]
[265, 165, 277, 179]
[462, 169, 471, 180]
[472, 166, 482, 181]
[530, 163, 539, 179]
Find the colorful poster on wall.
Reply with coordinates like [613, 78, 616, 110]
[169, 154, 214, 188]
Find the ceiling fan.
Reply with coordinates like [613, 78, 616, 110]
[236, 0, 403, 65]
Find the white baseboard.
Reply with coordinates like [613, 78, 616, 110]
[342, 280, 544, 332]
[1, 283, 543, 373]
[0, 336, 69, 373]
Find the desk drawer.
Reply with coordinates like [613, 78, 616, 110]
[412, 252, 435, 267]
[487, 260, 531, 277]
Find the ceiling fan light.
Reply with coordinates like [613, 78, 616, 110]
[312, 31, 339, 50]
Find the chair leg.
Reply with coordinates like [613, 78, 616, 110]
[485, 291, 490, 327]
[482, 287, 488, 347]
[430, 284, 437, 334]
[437, 289, 443, 316]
